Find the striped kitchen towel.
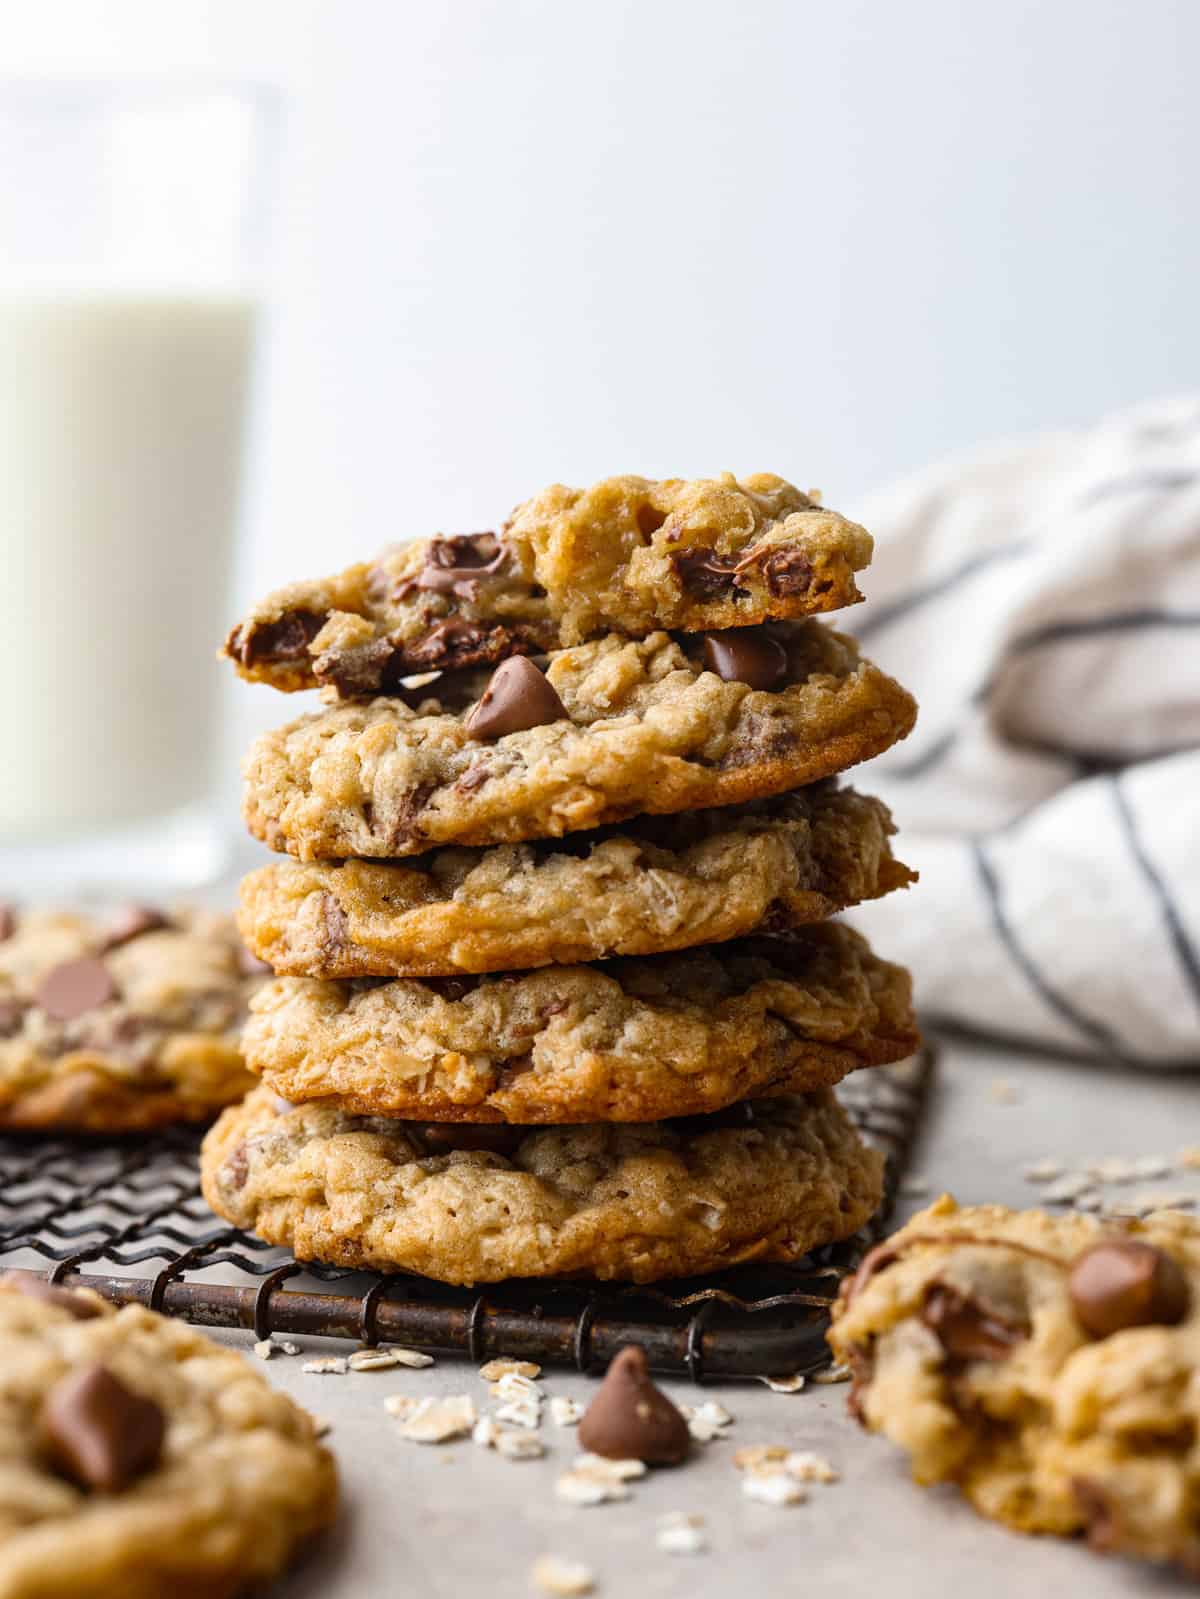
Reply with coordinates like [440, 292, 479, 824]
[844, 395, 1200, 1066]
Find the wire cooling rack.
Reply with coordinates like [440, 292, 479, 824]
[0, 1048, 933, 1381]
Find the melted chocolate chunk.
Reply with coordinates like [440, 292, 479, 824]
[102, 904, 169, 951]
[223, 1146, 250, 1191]
[670, 547, 747, 598]
[577, 1345, 690, 1465]
[760, 548, 815, 597]
[3, 1272, 103, 1319]
[36, 959, 117, 1022]
[412, 532, 507, 600]
[1068, 1240, 1190, 1339]
[42, 1364, 165, 1492]
[465, 657, 568, 740]
[412, 1122, 525, 1157]
[701, 627, 788, 690]
[0, 904, 15, 941]
[921, 1282, 1029, 1361]
[229, 608, 325, 667]
[845, 1343, 876, 1421]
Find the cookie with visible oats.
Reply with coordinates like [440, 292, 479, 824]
[0, 1275, 336, 1599]
[238, 783, 914, 977]
[242, 623, 916, 862]
[201, 1085, 884, 1285]
[0, 907, 266, 1131]
[828, 1196, 1200, 1578]
[238, 924, 917, 1123]
[223, 472, 872, 694]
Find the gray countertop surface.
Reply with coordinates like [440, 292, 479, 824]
[209, 1033, 1197, 1598]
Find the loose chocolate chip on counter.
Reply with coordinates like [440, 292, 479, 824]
[760, 548, 815, 597]
[701, 627, 789, 690]
[465, 657, 568, 740]
[921, 1283, 1029, 1361]
[35, 959, 117, 1022]
[670, 547, 745, 598]
[412, 1122, 526, 1158]
[2, 1272, 102, 1319]
[41, 1363, 165, 1492]
[102, 904, 169, 951]
[1068, 1240, 1191, 1339]
[577, 1345, 690, 1466]
[0, 903, 15, 941]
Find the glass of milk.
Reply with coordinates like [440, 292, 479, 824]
[0, 80, 276, 895]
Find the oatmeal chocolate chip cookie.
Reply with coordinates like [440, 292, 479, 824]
[0, 1276, 336, 1599]
[0, 906, 266, 1131]
[237, 924, 917, 1123]
[201, 1084, 884, 1284]
[223, 472, 872, 694]
[828, 1195, 1200, 1577]
[242, 623, 916, 862]
[238, 784, 915, 977]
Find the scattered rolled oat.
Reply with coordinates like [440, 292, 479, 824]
[495, 1397, 542, 1431]
[655, 1512, 707, 1555]
[492, 1371, 542, 1404]
[783, 1450, 839, 1484]
[1042, 1173, 1094, 1204]
[473, 1416, 499, 1448]
[1130, 1188, 1197, 1215]
[496, 1429, 546, 1460]
[812, 1362, 851, 1385]
[549, 1395, 583, 1427]
[1131, 1154, 1171, 1180]
[758, 1373, 805, 1394]
[480, 1358, 541, 1381]
[555, 1469, 631, 1507]
[389, 1393, 476, 1443]
[253, 1339, 276, 1361]
[574, 1453, 646, 1480]
[1085, 1156, 1137, 1184]
[1176, 1147, 1200, 1171]
[989, 1078, 1018, 1104]
[733, 1444, 788, 1471]
[680, 1399, 733, 1442]
[1072, 1190, 1104, 1212]
[742, 1472, 806, 1506]
[348, 1346, 435, 1371]
[1023, 1158, 1064, 1182]
[301, 1356, 348, 1375]
[531, 1554, 595, 1597]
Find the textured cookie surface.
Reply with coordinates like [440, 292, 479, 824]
[239, 783, 915, 977]
[0, 907, 265, 1131]
[828, 1196, 1200, 1577]
[0, 1280, 336, 1599]
[223, 472, 872, 693]
[240, 923, 916, 1122]
[243, 624, 916, 861]
[202, 1085, 884, 1284]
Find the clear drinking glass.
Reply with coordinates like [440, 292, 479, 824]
[0, 79, 277, 896]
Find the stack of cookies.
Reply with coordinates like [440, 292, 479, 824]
[201, 473, 920, 1286]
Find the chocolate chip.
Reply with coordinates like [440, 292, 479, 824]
[413, 533, 507, 599]
[229, 608, 325, 667]
[223, 1146, 250, 1191]
[2, 1272, 103, 1319]
[41, 1363, 165, 1492]
[760, 548, 815, 597]
[0, 998, 25, 1038]
[0, 903, 15, 941]
[701, 627, 789, 690]
[921, 1283, 1029, 1361]
[35, 959, 117, 1022]
[465, 657, 568, 740]
[577, 1345, 690, 1466]
[102, 904, 169, 951]
[669, 1101, 757, 1139]
[1068, 1239, 1190, 1339]
[237, 945, 272, 977]
[412, 1122, 525, 1157]
[419, 976, 478, 1003]
[670, 546, 745, 598]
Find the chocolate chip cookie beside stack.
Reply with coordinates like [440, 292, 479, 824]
[203, 472, 920, 1285]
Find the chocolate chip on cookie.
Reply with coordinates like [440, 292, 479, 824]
[577, 1346, 690, 1465]
[3, 1273, 103, 1320]
[412, 1122, 525, 1158]
[922, 1282, 1029, 1360]
[1068, 1240, 1190, 1339]
[0, 903, 15, 942]
[102, 904, 170, 951]
[465, 657, 568, 740]
[701, 626, 788, 690]
[35, 958, 117, 1021]
[42, 1363, 165, 1492]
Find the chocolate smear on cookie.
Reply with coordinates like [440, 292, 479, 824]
[921, 1282, 1029, 1361]
[228, 608, 325, 668]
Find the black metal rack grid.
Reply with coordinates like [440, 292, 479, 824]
[0, 1048, 933, 1382]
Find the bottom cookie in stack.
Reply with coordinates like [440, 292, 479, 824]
[201, 1086, 884, 1286]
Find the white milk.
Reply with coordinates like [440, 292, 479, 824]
[0, 290, 257, 836]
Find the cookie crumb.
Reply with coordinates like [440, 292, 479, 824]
[480, 1358, 541, 1381]
[655, 1512, 707, 1554]
[531, 1554, 595, 1596]
[758, 1373, 805, 1394]
[301, 1356, 348, 1375]
[550, 1395, 582, 1427]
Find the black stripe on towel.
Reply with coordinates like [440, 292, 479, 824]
[970, 838, 1135, 1062]
[854, 539, 1035, 641]
[1077, 468, 1198, 504]
[1109, 776, 1200, 1012]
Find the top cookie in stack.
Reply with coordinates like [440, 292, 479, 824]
[204, 473, 919, 1286]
